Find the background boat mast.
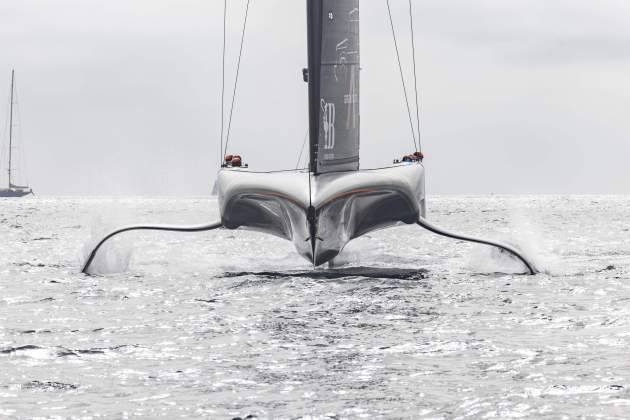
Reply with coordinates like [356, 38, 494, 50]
[8, 69, 14, 188]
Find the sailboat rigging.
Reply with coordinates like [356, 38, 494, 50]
[82, 1, 537, 275]
[1, 70, 33, 198]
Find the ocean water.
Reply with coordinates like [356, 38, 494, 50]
[1, 195, 629, 419]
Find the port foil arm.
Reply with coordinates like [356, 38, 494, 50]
[82, 221, 223, 274]
[417, 217, 537, 275]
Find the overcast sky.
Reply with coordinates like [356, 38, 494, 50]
[1, 0, 629, 195]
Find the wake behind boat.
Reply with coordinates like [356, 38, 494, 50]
[1, 70, 33, 198]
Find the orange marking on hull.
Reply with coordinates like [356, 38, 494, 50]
[255, 191, 303, 207]
[321, 188, 377, 206]
[249, 188, 378, 208]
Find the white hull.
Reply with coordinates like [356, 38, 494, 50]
[0, 187, 32, 198]
[82, 162, 537, 274]
[217, 163, 425, 266]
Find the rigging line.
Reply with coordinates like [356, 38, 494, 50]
[223, 0, 251, 158]
[408, 0, 422, 152]
[296, 128, 309, 170]
[0, 90, 10, 179]
[8, 70, 14, 186]
[219, 0, 227, 166]
[14, 87, 30, 186]
[386, 0, 419, 152]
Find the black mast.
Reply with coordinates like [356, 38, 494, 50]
[8, 69, 14, 188]
[306, 1, 360, 176]
[306, 0, 323, 175]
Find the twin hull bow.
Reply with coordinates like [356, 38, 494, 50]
[217, 163, 425, 266]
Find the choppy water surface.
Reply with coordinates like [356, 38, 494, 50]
[1, 195, 629, 419]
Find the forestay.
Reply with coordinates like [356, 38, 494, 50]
[308, 0, 360, 174]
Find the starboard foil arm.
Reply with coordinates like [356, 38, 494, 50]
[417, 217, 537, 275]
[81, 221, 223, 274]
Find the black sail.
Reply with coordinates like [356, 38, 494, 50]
[308, 0, 360, 174]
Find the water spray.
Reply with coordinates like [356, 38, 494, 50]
[82, 221, 223, 274]
[417, 217, 538, 275]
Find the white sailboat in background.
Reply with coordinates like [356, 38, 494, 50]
[82, 0, 536, 275]
[1, 70, 33, 198]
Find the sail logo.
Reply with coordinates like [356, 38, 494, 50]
[343, 94, 358, 104]
[321, 100, 335, 150]
[346, 69, 358, 129]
